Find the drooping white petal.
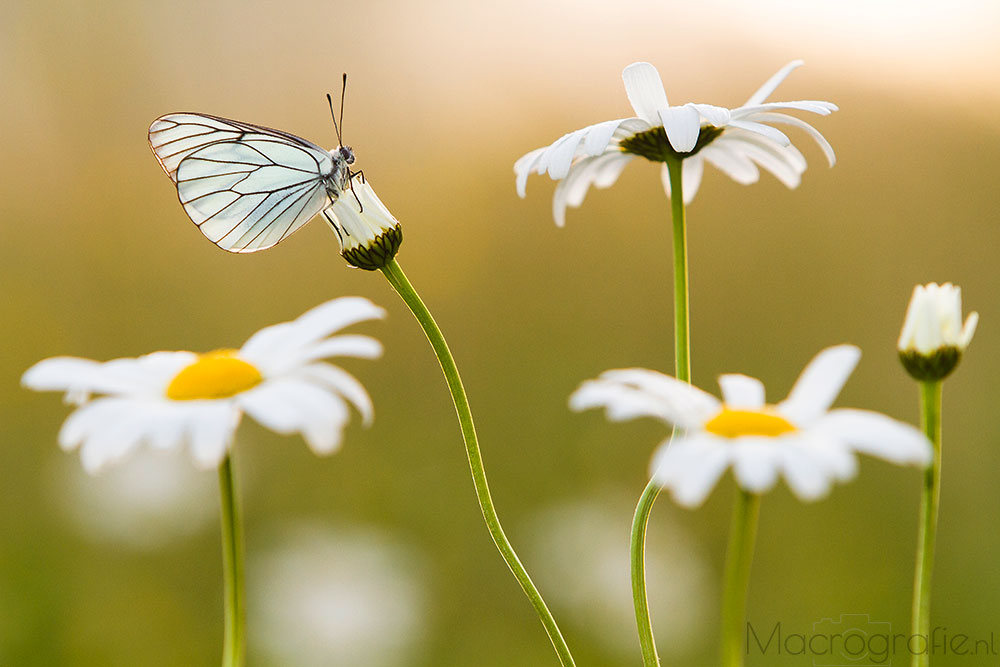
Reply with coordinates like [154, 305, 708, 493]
[700, 144, 761, 185]
[734, 101, 839, 118]
[731, 438, 781, 493]
[240, 380, 350, 455]
[816, 409, 932, 466]
[747, 112, 836, 167]
[514, 147, 546, 198]
[802, 432, 858, 482]
[681, 157, 704, 204]
[726, 120, 791, 147]
[651, 435, 731, 508]
[961, 312, 979, 348]
[658, 105, 702, 153]
[778, 345, 861, 425]
[552, 151, 632, 227]
[292, 362, 375, 426]
[187, 402, 240, 469]
[744, 60, 804, 106]
[623, 62, 669, 124]
[775, 439, 834, 501]
[597, 369, 721, 428]
[719, 133, 804, 189]
[547, 129, 589, 180]
[717, 374, 766, 409]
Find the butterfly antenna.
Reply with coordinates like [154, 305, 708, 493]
[326, 92, 343, 145]
[339, 73, 348, 143]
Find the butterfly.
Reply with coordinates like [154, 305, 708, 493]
[149, 82, 359, 253]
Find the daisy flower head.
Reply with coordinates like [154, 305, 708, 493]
[515, 60, 837, 225]
[22, 298, 385, 473]
[570, 345, 931, 508]
[898, 282, 978, 381]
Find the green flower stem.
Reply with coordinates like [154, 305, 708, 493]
[720, 490, 761, 667]
[380, 258, 576, 667]
[218, 453, 246, 667]
[910, 380, 942, 667]
[631, 157, 690, 667]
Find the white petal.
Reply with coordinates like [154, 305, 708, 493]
[546, 129, 589, 180]
[681, 157, 703, 204]
[187, 403, 239, 469]
[293, 362, 374, 426]
[584, 119, 629, 155]
[240, 380, 350, 455]
[652, 435, 731, 508]
[700, 144, 760, 185]
[622, 62, 669, 125]
[745, 112, 836, 167]
[734, 101, 838, 117]
[295, 335, 384, 365]
[22, 357, 105, 396]
[597, 368, 721, 428]
[816, 409, 932, 466]
[744, 60, 803, 106]
[961, 312, 979, 349]
[719, 133, 804, 189]
[778, 345, 861, 424]
[691, 104, 731, 127]
[551, 152, 631, 226]
[730, 438, 782, 493]
[240, 298, 385, 371]
[727, 120, 791, 147]
[514, 147, 546, 198]
[776, 439, 834, 501]
[570, 380, 677, 425]
[658, 105, 702, 153]
[717, 374, 765, 408]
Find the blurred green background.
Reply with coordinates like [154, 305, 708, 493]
[2, 0, 998, 665]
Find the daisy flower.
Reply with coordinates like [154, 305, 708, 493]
[570, 345, 931, 507]
[898, 282, 978, 381]
[322, 178, 404, 271]
[22, 297, 385, 473]
[515, 60, 837, 225]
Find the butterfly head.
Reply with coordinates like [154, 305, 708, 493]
[338, 145, 356, 165]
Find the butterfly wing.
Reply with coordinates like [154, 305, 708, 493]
[149, 113, 339, 253]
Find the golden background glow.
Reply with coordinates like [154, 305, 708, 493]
[2, 1, 998, 664]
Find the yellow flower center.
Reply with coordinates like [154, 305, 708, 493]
[704, 407, 797, 438]
[166, 350, 262, 401]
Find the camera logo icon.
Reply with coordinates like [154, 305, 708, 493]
[812, 614, 892, 666]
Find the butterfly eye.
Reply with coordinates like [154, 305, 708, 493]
[340, 146, 355, 165]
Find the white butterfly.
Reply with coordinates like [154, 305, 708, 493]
[148, 110, 358, 253]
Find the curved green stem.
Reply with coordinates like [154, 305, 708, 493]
[721, 490, 761, 667]
[380, 258, 576, 667]
[218, 453, 246, 667]
[631, 157, 691, 667]
[910, 380, 942, 667]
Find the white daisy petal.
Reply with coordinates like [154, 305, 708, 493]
[716, 134, 804, 188]
[717, 374, 765, 409]
[547, 129, 589, 180]
[514, 147, 546, 197]
[658, 105, 702, 153]
[570, 380, 677, 425]
[731, 439, 781, 493]
[779, 345, 861, 425]
[188, 403, 239, 469]
[22, 357, 106, 397]
[727, 120, 791, 147]
[296, 335, 384, 364]
[293, 362, 375, 426]
[748, 112, 836, 167]
[652, 435, 731, 508]
[691, 103, 731, 127]
[776, 440, 833, 501]
[597, 369, 721, 427]
[584, 119, 630, 155]
[744, 60, 804, 106]
[817, 409, 932, 466]
[681, 157, 704, 204]
[623, 62, 669, 124]
[552, 152, 632, 227]
[700, 145, 760, 185]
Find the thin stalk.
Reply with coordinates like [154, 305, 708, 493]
[910, 380, 942, 667]
[720, 491, 761, 667]
[631, 157, 690, 667]
[218, 454, 246, 667]
[380, 258, 576, 667]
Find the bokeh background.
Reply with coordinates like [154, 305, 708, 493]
[2, 0, 998, 665]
